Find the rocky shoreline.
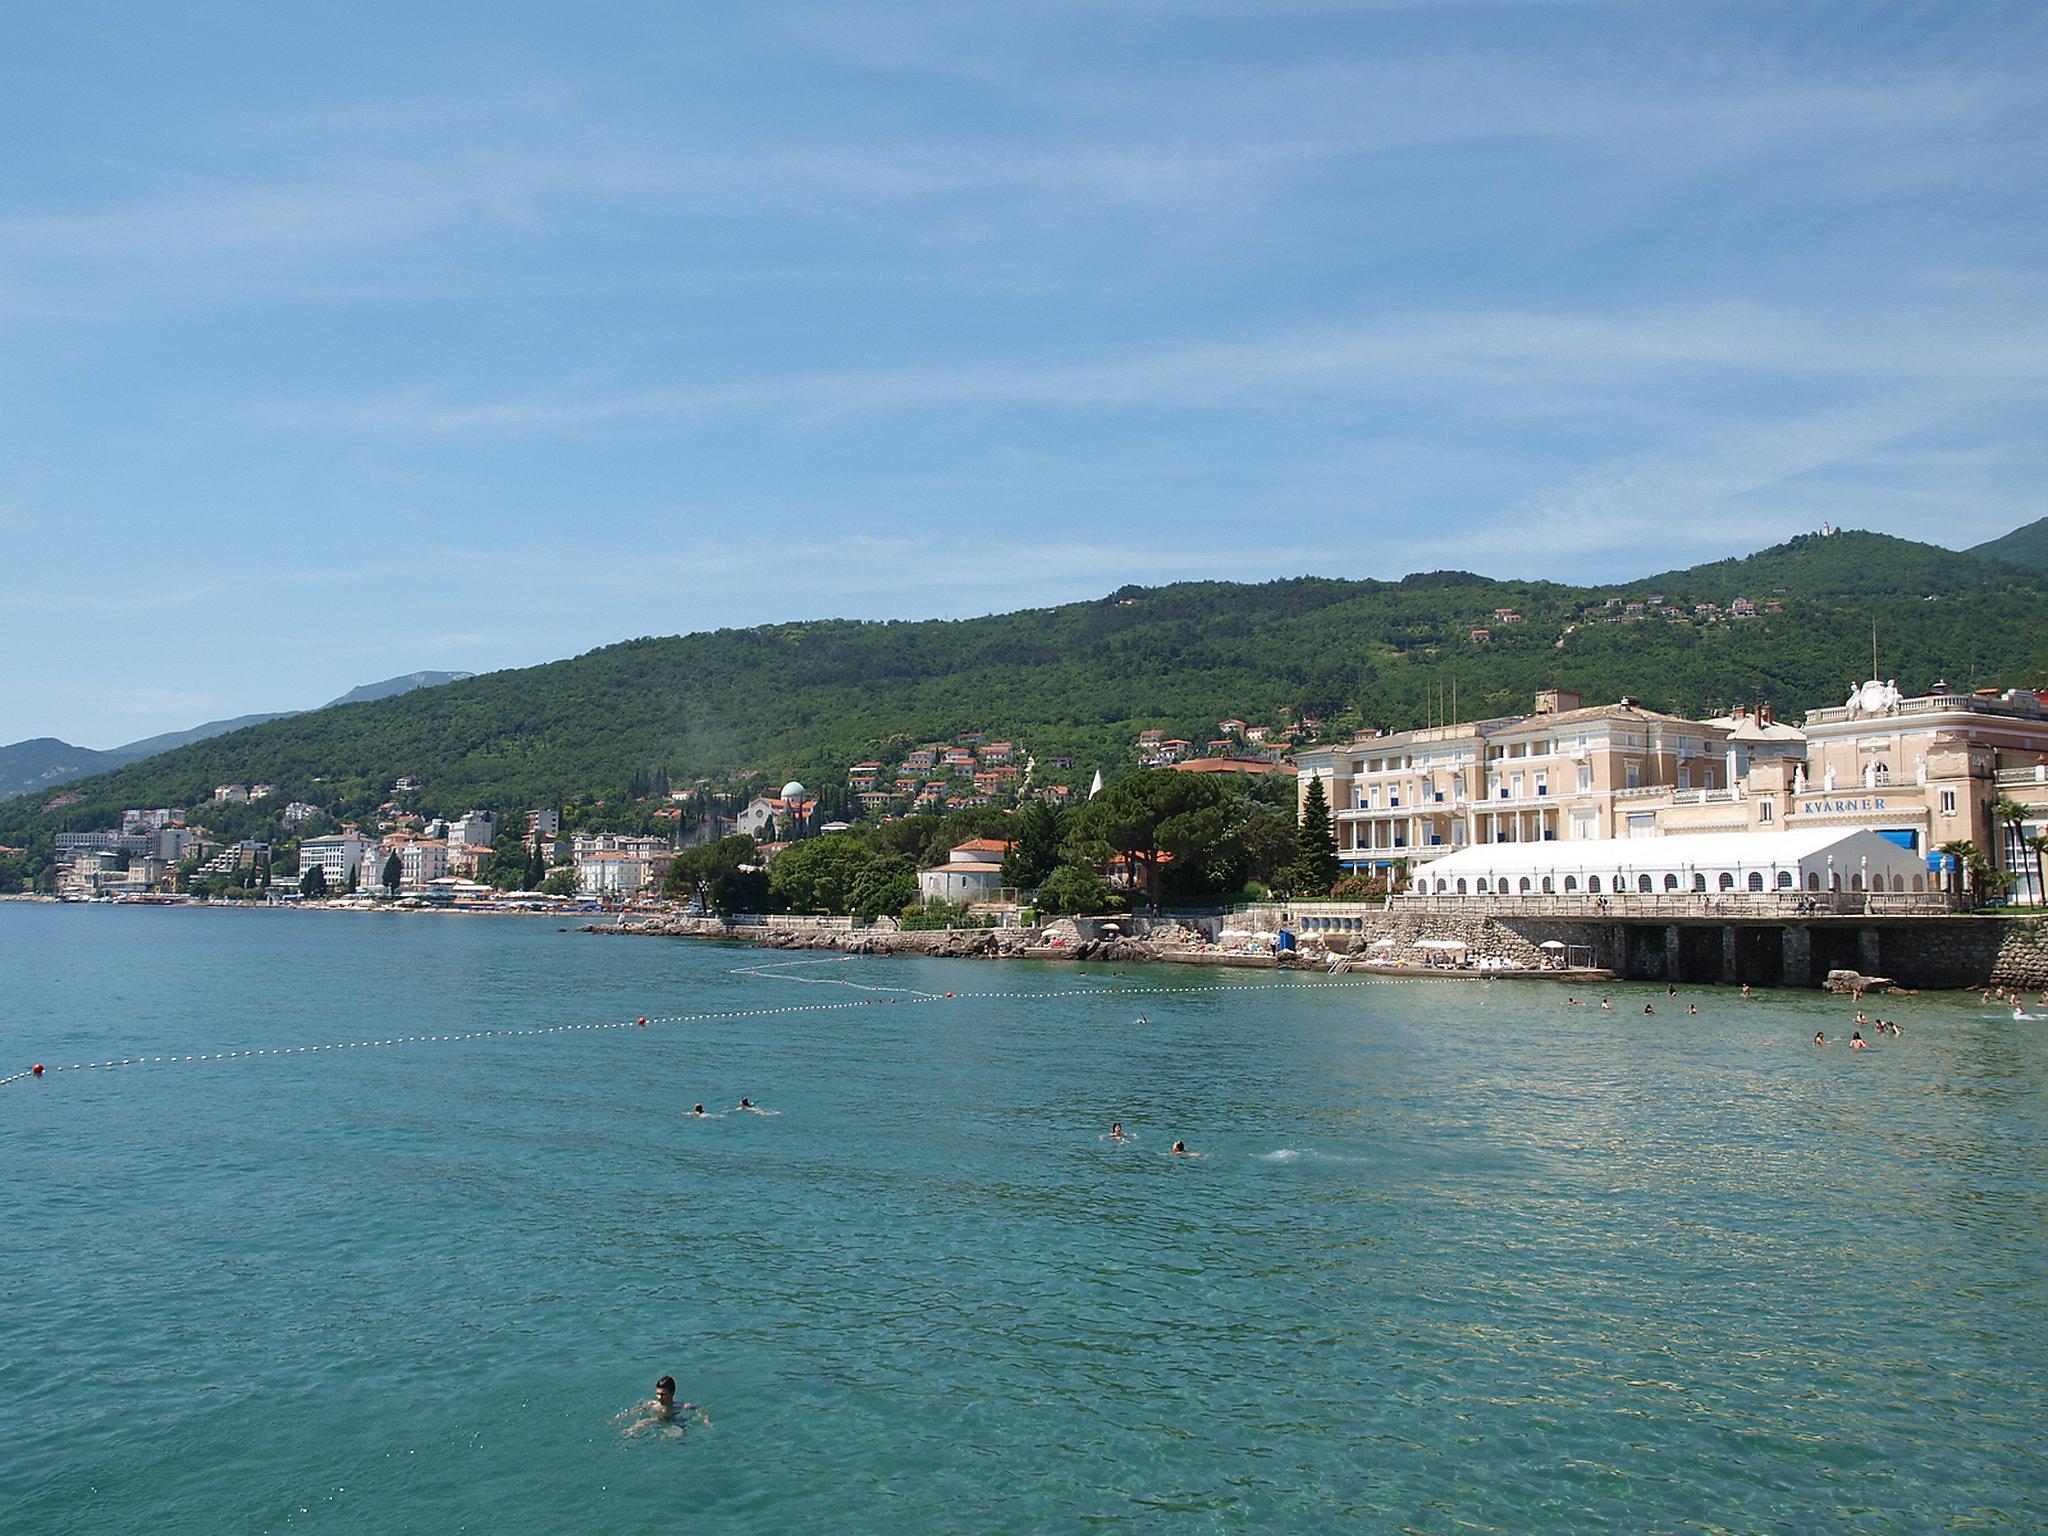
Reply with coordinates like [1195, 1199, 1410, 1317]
[583, 915, 1288, 968]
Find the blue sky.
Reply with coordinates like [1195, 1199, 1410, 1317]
[3, 1, 2045, 745]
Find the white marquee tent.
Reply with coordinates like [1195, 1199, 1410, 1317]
[1409, 828, 1928, 898]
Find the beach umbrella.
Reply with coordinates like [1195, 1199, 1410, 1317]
[1369, 936, 1397, 949]
[1537, 939, 1566, 951]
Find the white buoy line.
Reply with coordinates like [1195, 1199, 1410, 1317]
[2, 957, 1451, 1090]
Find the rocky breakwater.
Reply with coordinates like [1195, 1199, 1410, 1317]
[585, 914, 1270, 967]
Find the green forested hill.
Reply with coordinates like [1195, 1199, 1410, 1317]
[1969, 516, 2048, 571]
[6, 530, 2047, 843]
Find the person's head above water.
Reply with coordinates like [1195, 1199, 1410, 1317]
[693, 1104, 705, 1115]
[655, 1376, 676, 1405]
[739, 1097, 752, 1108]
[1171, 1140, 1186, 1154]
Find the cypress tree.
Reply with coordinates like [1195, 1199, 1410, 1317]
[1290, 777, 1341, 896]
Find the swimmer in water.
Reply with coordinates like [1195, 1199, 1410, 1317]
[1643, 1003, 1656, 1015]
[1135, 1015, 1148, 1026]
[1850, 1031, 1867, 1050]
[737, 1098, 778, 1115]
[1107, 1121, 1129, 1143]
[689, 1104, 707, 1117]
[1600, 999, 1612, 1011]
[1687, 1004, 1698, 1015]
[1171, 1140, 1188, 1155]
[1814, 1030, 1828, 1046]
[1741, 983, 1752, 999]
[618, 1376, 712, 1437]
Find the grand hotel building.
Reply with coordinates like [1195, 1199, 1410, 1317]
[1298, 681, 2048, 891]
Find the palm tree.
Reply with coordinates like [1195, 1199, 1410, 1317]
[1937, 839, 1985, 904]
[2029, 834, 2048, 910]
[1993, 799, 2032, 902]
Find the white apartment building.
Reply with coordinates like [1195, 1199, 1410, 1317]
[446, 811, 497, 846]
[297, 832, 375, 887]
[397, 839, 449, 888]
[572, 834, 673, 898]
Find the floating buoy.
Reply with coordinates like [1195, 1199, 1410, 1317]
[31, 1063, 44, 1076]
[944, 993, 954, 998]
[637, 1017, 648, 1026]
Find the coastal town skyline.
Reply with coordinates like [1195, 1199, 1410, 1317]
[7, 2, 2047, 745]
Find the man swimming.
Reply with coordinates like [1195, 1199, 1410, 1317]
[619, 1376, 712, 1437]
[689, 1104, 707, 1117]
[1170, 1140, 1189, 1155]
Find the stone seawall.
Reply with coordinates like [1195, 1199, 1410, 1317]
[588, 907, 2048, 990]
[1207, 902, 2048, 989]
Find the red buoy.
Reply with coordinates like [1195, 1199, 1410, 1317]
[31, 1063, 44, 1076]
[945, 993, 954, 999]
[637, 1017, 648, 1026]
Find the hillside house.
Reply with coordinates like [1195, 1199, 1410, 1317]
[916, 839, 1011, 905]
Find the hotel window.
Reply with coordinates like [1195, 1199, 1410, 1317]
[1535, 772, 1548, 797]
[1577, 765, 1593, 792]
[1625, 762, 1641, 789]
[1759, 800, 1774, 824]
[1940, 790, 1957, 815]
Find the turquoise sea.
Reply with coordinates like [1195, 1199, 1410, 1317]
[2, 904, 2043, 1533]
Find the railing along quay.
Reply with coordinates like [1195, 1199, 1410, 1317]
[1388, 892, 1959, 919]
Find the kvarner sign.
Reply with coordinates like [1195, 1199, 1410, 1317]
[1799, 796, 1891, 816]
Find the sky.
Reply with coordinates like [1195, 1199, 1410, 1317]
[3, 1, 2045, 745]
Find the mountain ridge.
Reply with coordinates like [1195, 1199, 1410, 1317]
[0, 672, 474, 801]
[4, 529, 2046, 846]
[1969, 515, 2048, 571]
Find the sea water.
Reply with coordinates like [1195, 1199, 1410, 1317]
[1, 904, 2042, 1533]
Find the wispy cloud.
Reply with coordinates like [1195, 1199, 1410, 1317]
[245, 300, 2048, 437]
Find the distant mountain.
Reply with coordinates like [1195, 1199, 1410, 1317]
[5, 530, 2047, 843]
[0, 671, 475, 801]
[0, 739, 138, 803]
[1969, 516, 2048, 571]
[112, 712, 294, 760]
[326, 671, 474, 708]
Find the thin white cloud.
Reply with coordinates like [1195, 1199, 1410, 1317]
[245, 300, 2048, 436]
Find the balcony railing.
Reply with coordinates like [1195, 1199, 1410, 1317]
[1389, 891, 1958, 918]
